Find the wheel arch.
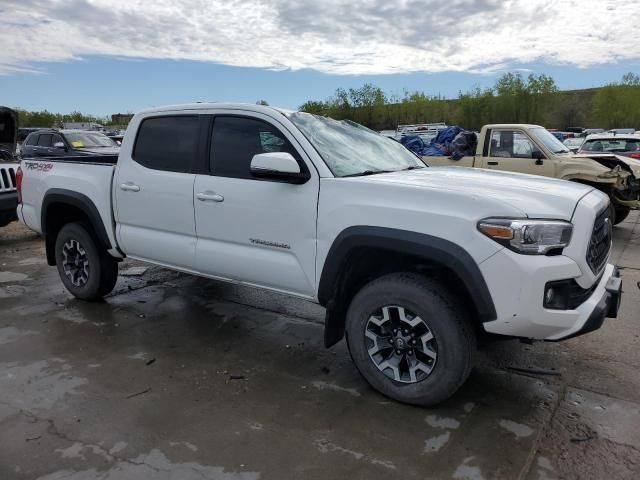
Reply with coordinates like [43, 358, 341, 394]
[42, 189, 112, 266]
[318, 226, 497, 347]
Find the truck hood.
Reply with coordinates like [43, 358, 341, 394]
[356, 167, 593, 220]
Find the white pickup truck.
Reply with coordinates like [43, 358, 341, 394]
[16, 103, 622, 406]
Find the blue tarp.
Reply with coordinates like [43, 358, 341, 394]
[400, 126, 463, 157]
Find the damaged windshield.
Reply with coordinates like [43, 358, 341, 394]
[287, 112, 424, 177]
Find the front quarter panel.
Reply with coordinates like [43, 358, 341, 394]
[315, 176, 519, 299]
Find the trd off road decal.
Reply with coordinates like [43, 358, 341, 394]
[24, 162, 53, 172]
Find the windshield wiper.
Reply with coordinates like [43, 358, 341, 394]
[342, 170, 395, 177]
[397, 165, 426, 171]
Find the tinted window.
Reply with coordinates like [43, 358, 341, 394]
[52, 134, 65, 146]
[210, 116, 300, 179]
[37, 134, 52, 147]
[133, 116, 199, 173]
[25, 134, 39, 146]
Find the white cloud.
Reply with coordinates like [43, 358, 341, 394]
[0, 0, 639, 76]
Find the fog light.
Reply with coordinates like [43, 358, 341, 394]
[545, 287, 555, 305]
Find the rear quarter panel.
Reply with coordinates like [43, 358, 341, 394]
[19, 159, 117, 248]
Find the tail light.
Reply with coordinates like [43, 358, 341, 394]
[629, 153, 640, 159]
[16, 166, 23, 203]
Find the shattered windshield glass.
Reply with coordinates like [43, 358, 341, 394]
[287, 112, 424, 177]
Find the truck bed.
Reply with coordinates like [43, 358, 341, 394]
[24, 154, 119, 165]
[19, 156, 118, 251]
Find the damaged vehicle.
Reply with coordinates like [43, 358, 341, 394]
[16, 104, 622, 406]
[0, 107, 19, 227]
[423, 124, 640, 224]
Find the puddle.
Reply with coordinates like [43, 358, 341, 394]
[0, 359, 87, 410]
[109, 442, 128, 455]
[453, 456, 485, 480]
[169, 441, 198, 452]
[311, 380, 361, 397]
[498, 419, 534, 438]
[39, 448, 260, 480]
[56, 308, 89, 324]
[18, 257, 45, 266]
[128, 352, 148, 361]
[0, 284, 29, 298]
[424, 432, 451, 453]
[0, 271, 30, 283]
[0, 326, 38, 345]
[425, 414, 460, 430]
[315, 439, 396, 471]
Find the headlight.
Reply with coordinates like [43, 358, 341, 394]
[478, 218, 573, 255]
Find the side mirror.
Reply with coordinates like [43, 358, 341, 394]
[54, 141, 67, 150]
[250, 152, 309, 184]
[532, 149, 544, 164]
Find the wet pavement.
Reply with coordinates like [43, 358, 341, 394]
[1, 213, 639, 480]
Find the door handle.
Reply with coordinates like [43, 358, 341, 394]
[196, 191, 224, 202]
[120, 182, 140, 192]
[487, 161, 499, 166]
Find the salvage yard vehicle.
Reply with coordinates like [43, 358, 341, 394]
[20, 129, 120, 159]
[578, 133, 640, 159]
[563, 136, 584, 153]
[16, 104, 622, 406]
[424, 124, 640, 225]
[0, 107, 19, 227]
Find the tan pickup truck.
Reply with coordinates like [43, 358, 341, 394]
[424, 124, 640, 224]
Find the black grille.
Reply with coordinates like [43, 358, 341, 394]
[586, 207, 612, 274]
[0, 167, 17, 190]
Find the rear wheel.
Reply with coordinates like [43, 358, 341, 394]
[54, 222, 118, 300]
[345, 273, 476, 406]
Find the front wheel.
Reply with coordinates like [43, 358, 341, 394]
[345, 273, 476, 406]
[613, 206, 630, 226]
[54, 222, 118, 300]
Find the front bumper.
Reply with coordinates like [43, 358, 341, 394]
[553, 268, 621, 341]
[0, 191, 18, 221]
[480, 249, 621, 341]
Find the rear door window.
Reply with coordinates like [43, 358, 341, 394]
[37, 134, 52, 147]
[133, 116, 199, 173]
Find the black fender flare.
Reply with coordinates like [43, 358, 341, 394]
[42, 188, 112, 265]
[318, 226, 497, 347]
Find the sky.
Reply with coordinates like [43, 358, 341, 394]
[1, 0, 639, 116]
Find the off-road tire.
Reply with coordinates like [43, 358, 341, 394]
[345, 272, 476, 407]
[54, 222, 118, 300]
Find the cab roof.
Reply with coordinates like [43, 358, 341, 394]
[137, 102, 296, 116]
